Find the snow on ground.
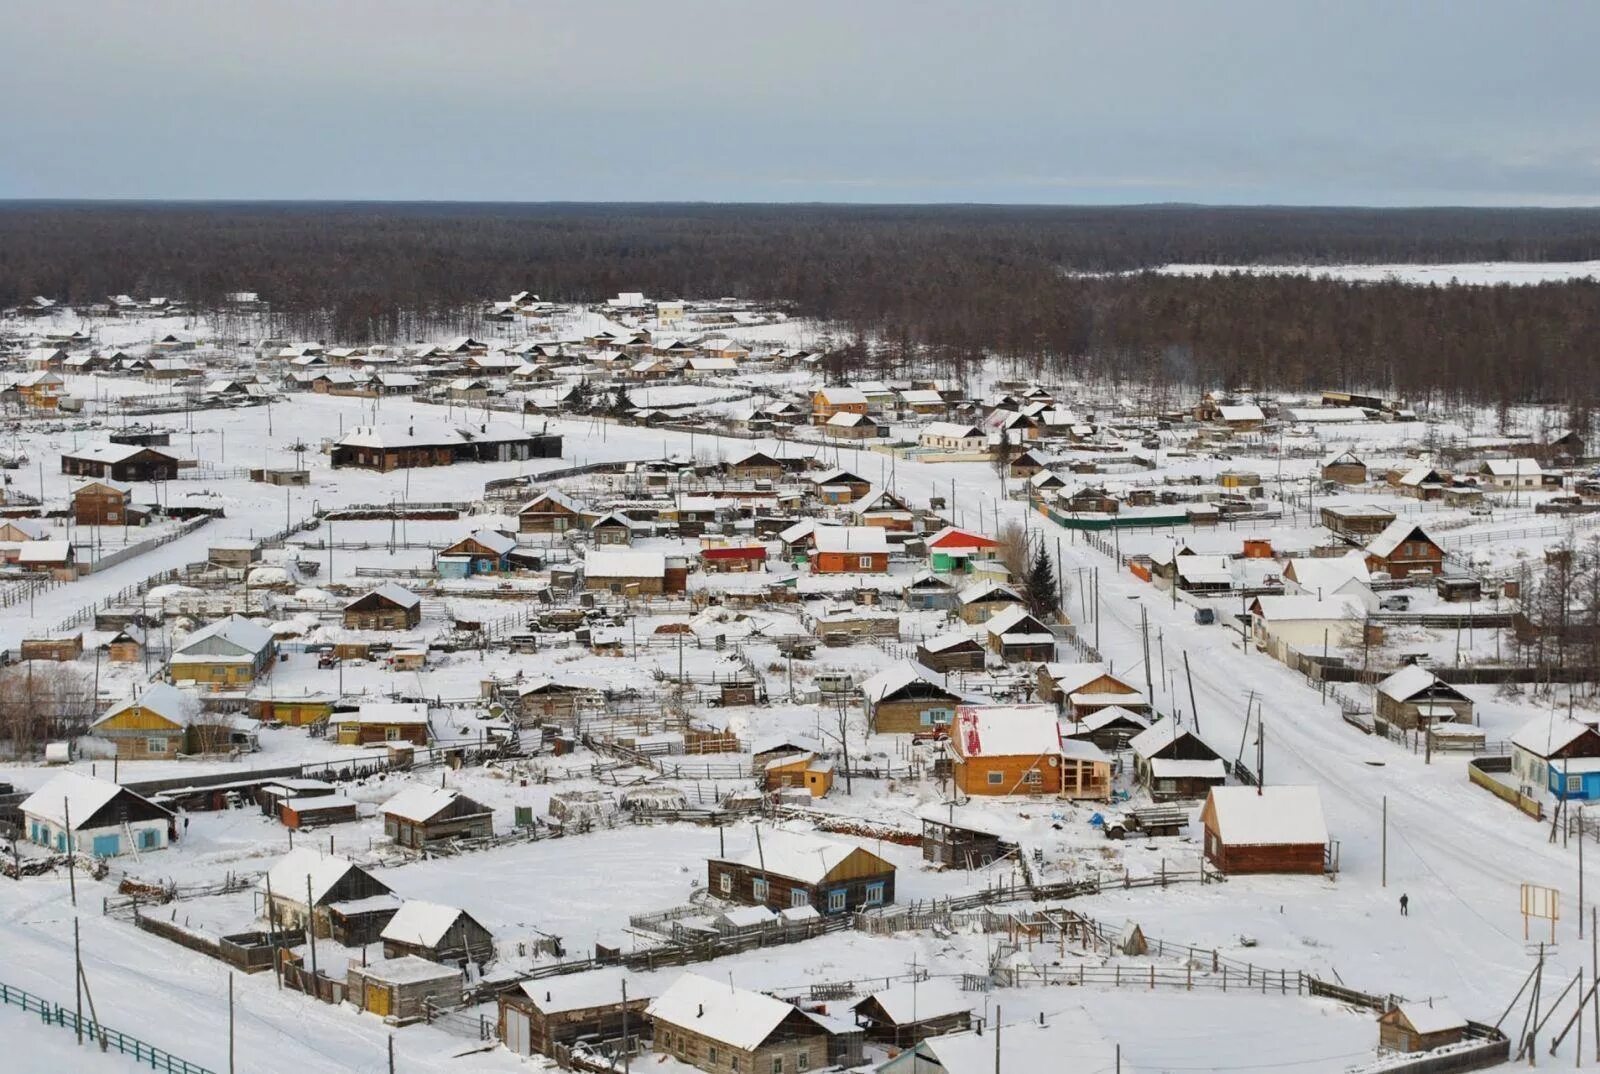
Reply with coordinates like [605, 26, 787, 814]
[1150, 261, 1600, 285]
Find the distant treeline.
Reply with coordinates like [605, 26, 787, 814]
[4, 201, 1600, 405]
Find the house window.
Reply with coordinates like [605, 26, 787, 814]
[773, 1057, 784, 1074]
[708, 1046, 719, 1064]
[791, 890, 809, 908]
[1022, 769, 1043, 786]
[858, 556, 873, 570]
[986, 771, 1004, 785]
[864, 882, 885, 906]
[719, 873, 732, 894]
[753, 877, 769, 901]
[1570, 775, 1585, 795]
[385, 727, 401, 742]
[731, 1057, 741, 1072]
[827, 889, 846, 913]
[797, 1051, 810, 1072]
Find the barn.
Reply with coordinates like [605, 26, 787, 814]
[499, 968, 651, 1061]
[380, 900, 496, 967]
[1200, 786, 1329, 876]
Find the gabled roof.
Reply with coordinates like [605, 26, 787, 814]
[724, 829, 889, 886]
[1376, 665, 1466, 704]
[1039, 662, 1127, 696]
[346, 582, 422, 611]
[953, 704, 1061, 758]
[1204, 785, 1327, 846]
[983, 604, 1049, 638]
[926, 526, 999, 551]
[854, 979, 971, 1024]
[259, 848, 385, 905]
[957, 581, 1022, 606]
[173, 615, 275, 657]
[860, 661, 960, 704]
[1128, 719, 1211, 760]
[1366, 519, 1440, 559]
[449, 529, 516, 556]
[1216, 404, 1265, 422]
[585, 550, 666, 578]
[1075, 705, 1151, 733]
[379, 901, 482, 948]
[518, 488, 587, 515]
[380, 785, 481, 823]
[1511, 715, 1600, 759]
[93, 683, 200, 729]
[646, 973, 804, 1051]
[812, 526, 890, 554]
[20, 773, 165, 829]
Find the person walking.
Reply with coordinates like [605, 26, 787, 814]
[1399, 893, 1409, 916]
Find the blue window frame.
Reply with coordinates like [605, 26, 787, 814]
[864, 882, 885, 906]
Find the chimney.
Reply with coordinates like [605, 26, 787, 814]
[697, 1004, 704, 1018]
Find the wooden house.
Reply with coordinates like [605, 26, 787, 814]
[725, 450, 785, 482]
[380, 785, 494, 848]
[824, 411, 882, 439]
[1008, 449, 1046, 478]
[71, 479, 133, 525]
[584, 550, 669, 594]
[860, 662, 965, 733]
[956, 580, 1024, 624]
[278, 795, 358, 829]
[1364, 520, 1445, 578]
[20, 773, 173, 858]
[807, 468, 873, 502]
[207, 540, 261, 570]
[925, 526, 1001, 572]
[89, 683, 199, 759]
[588, 511, 637, 546]
[500, 969, 650, 1061]
[982, 605, 1056, 663]
[16, 369, 66, 407]
[810, 526, 890, 574]
[1129, 721, 1227, 801]
[1374, 666, 1472, 730]
[259, 848, 398, 942]
[1511, 717, 1600, 801]
[336, 702, 429, 746]
[916, 632, 987, 673]
[707, 829, 895, 914]
[918, 422, 988, 453]
[762, 752, 836, 797]
[648, 973, 834, 1074]
[19, 632, 83, 661]
[1377, 1003, 1468, 1054]
[1200, 786, 1328, 875]
[169, 616, 276, 685]
[1320, 450, 1368, 485]
[516, 490, 587, 534]
[254, 694, 335, 727]
[949, 704, 1067, 797]
[1036, 662, 1147, 718]
[510, 677, 587, 719]
[347, 957, 464, 1021]
[60, 442, 180, 483]
[811, 386, 869, 424]
[380, 901, 495, 966]
[343, 584, 423, 631]
[438, 530, 516, 574]
[699, 545, 767, 573]
[17, 540, 76, 577]
[852, 980, 972, 1047]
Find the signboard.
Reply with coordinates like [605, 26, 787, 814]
[1521, 883, 1560, 942]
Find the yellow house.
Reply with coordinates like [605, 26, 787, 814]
[763, 752, 835, 797]
[256, 695, 335, 727]
[168, 616, 276, 685]
[90, 684, 198, 759]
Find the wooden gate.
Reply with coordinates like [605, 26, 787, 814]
[365, 982, 390, 1017]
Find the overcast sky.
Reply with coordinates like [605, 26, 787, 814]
[2, 1, 1596, 205]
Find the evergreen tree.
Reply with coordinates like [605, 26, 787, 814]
[1025, 542, 1057, 618]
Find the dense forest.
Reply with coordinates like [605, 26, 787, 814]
[3, 201, 1600, 405]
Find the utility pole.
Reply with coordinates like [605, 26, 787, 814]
[74, 917, 83, 1045]
[621, 980, 631, 1073]
[305, 874, 319, 985]
[228, 973, 236, 1074]
[1139, 606, 1154, 702]
[64, 797, 76, 906]
[994, 1004, 1001, 1074]
[1256, 716, 1265, 794]
[388, 1034, 395, 1074]
[1184, 652, 1201, 735]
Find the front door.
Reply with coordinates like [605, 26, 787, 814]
[91, 833, 120, 857]
[365, 982, 390, 1017]
[504, 1008, 530, 1054]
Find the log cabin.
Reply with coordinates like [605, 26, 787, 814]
[860, 661, 966, 733]
[707, 830, 895, 915]
[1200, 785, 1328, 876]
[342, 584, 423, 631]
[259, 848, 398, 942]
[1129, 721, 1227, 801]
[500, 969, 651, 1061]
[380, 786, 494, 848]
[648, 973, 833, 1074]
[380, 900, 495, 966]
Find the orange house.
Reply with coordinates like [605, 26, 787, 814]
[949, 704, 1065, 796]
[811, 387, 869, 424]
[810, 527, 890, 574]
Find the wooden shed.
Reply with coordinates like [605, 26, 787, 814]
[1378, 1002, 1468, 1054]
[499, 969, 650, 1060]
[707, 829, 895, 915]
[1200, 786, 1328, 876]
[343, 584, 423, 631]
[347, 956, 464, 1022]
[380, 785, 494, 848]
[851, 979, 972, 1046]
[380, 901, 495, 967]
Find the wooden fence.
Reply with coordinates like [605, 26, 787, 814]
[1467, 756, 1545, 820]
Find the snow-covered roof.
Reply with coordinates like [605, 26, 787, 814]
[354, 955, 462, 985]
[645, 973, 800, 1051]
[1511, 715, 1599, 759]
[921, 422, 985, 440]
[259, 848, 378, 905]
[585, 550, 666, 578]
[451, 528, 516, 556]
[908, 1010, 1119, 1074]
[346, 582, 422, 610]
[860, 661, 954, 704]
[953, 704, 1060, 758]
[380, 785, 475, 823]
[20, 772, 152, 828]
[983, 604, 1043, 638]
[1075, 705, 1150, 733]
[1482, 458, 1542, 477]
[856, 979, 971, 1024]
[1366, 519, 1439, 559]
[812, 526, 890, 554]
[1376, 665, 1446, 703]
[17, 540, 72, 564]
[349, 702, 428, 726]
[517, 967, 645, 1014]
[93, 683, 200, 729]
[725, 828, 881, 886]
[1250, 595, 1362, 623]
[379, 900, 474, 948]
[1039, 662, 1119, 696]
[1205, 785, 1327, 846]
[1392, 1001, 1466, 1035]
[1216, 404, 1265, 422]
[174, 615, 275, 657]
[816, 387, 868, 404]
[920, 631, 981, 653]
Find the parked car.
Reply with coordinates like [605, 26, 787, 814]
[1194, 607, 1216, 625]
[1380, 595, 1410, 612]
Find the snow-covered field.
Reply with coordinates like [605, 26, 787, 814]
[1151, 260, 1600, 286]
